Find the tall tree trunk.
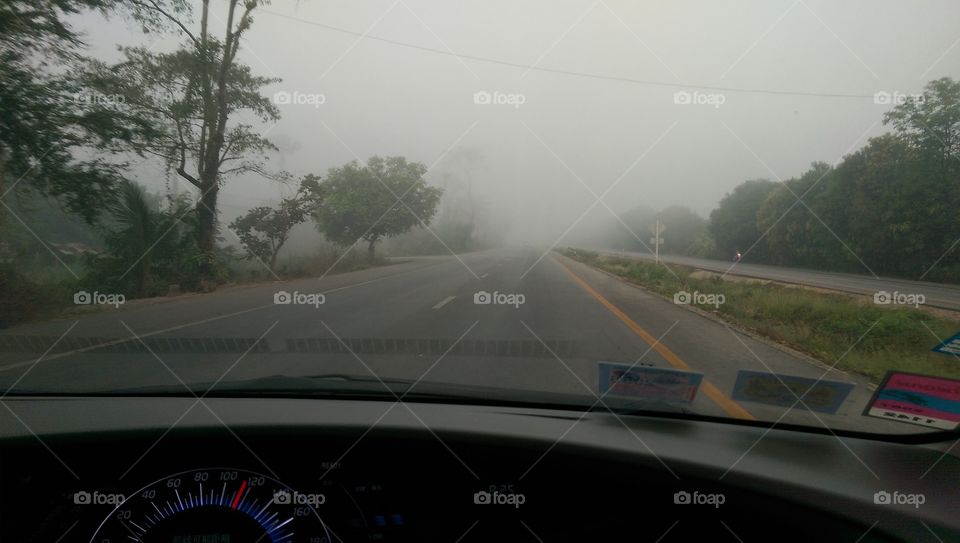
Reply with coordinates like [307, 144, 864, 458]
[196, 180, 219, 280]
[136, 256, 149, 297]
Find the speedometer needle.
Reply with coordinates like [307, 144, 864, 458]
[231, 479, 248, 510]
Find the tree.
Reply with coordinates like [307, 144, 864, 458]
[709, 179, 779, 259]
[755, 162, 845, 268]
[884, 77, 960, 179]
[611, 205, 657, 250]
[314, 157, 442, 260]
[89, 180, 195, 296]
[230, 175, 320, 269]
[0, 0, 152, 225]
[657, 206, 708, 255]
[83, 0, 283, 278]
[883, 77, 960, 276]
[442, 147, 485, 238]
[833, 135, 941, 276]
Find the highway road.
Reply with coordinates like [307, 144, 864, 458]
[596, 249, 960, 311]
[0, 247, 923, 434]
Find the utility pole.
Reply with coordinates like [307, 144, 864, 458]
[650, 219, 665, 264]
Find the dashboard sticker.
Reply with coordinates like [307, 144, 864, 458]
[931, 331, 960, 358]
[597, 363, 702, 404]
[863, 371, 960, 430]
[730, 370, 854, 414]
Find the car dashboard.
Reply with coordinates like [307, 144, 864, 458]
[0, 396, 957, 542]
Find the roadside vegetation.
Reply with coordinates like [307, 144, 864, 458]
[1, 1, 489, 328]
[562, 248, 960, 383]
[599, 78, 960, 284]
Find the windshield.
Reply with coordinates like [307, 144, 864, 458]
[2, 0, 959, 436]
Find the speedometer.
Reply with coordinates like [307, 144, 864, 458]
[90, 467, 331, 543]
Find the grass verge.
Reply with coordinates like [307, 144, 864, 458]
[561, 248, 960, 383]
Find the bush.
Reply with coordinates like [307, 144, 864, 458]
[0, 264, 78, 328]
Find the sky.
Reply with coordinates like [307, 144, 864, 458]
[70, 0, 960, 250]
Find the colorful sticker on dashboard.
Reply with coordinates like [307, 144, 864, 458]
[863, 371, 960, 430]
[597, 363, 702, 404]
[730, 370, 854, 414]
[931, 331, 960, 358]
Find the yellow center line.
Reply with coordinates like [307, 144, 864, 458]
[553, 255, 755, 421]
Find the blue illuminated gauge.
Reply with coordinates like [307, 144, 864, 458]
[89, 467, 331, 543]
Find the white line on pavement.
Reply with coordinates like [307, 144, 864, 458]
[0, 268, 428, 372]
[432, 296, 456, 309]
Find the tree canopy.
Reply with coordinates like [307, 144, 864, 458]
[314, 157, 442, 259]
[701, 77, 960, 280]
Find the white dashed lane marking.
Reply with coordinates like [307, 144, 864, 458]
[432, 296, 456, 309]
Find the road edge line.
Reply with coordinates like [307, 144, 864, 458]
[552, 254, 756, 421]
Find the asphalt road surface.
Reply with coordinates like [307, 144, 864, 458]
[0, 247, 927, 434]
[597, 249, 960, 311]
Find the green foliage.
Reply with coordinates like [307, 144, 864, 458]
[314, 156, 443, 259]
[0, 263, 79, 328]
[884, 77, 960, 179]
[562, 249, 960, 382]
[82, 181, 231, 297]
[229, 175, 320, 268]
[657, 206, 709, 254]
[77, 0, 283, 270]
[0, 0, 153, 224]
[755, 162, 843, 268]
[686, 230, 717, 258]
[709, 179, 779, 259]
[703, 77, 960, 281]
